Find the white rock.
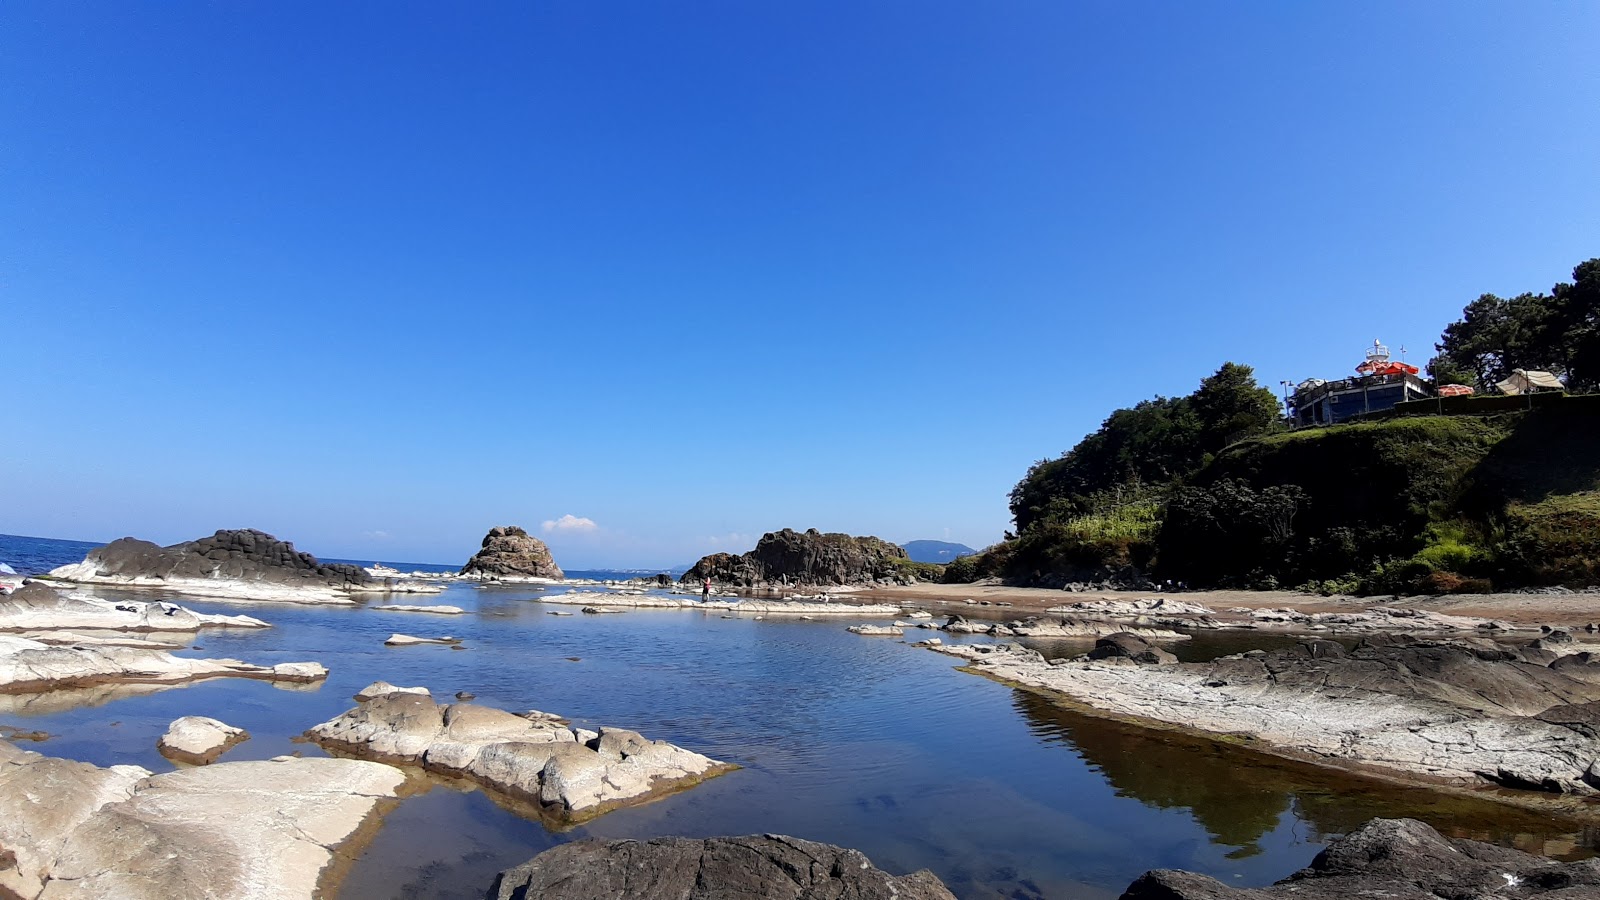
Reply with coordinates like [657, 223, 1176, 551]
[0, 635, 326, 693]
[383, 634, 458, 646]
[157, 716, 249, 764]
[370, 604, 465, 615]
[847, 625, 904, 636]
[353, 680, 431, 701]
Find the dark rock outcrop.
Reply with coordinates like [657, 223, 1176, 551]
[58, 530, 369, 587]
[1087, 632, 1179, 665]
[486, 834, 957, 900]
[460, 526, 564, 579]
[682, 528, 912, 588]
[1118, 817, 1600, 899]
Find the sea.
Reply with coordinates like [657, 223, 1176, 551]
[0, 533, 1592, 899]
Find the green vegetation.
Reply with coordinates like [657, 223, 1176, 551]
[959, 255, 1600, 593]
[889, 558, 947, 583]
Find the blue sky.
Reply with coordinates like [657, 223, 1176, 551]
[3, 3, 1597, 568]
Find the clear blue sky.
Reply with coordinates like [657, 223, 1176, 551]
[3, 3, 1597, 568]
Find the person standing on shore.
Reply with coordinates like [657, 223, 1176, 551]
[702, 577, 711, 602]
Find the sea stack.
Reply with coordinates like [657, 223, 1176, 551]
[460, 526, 564, 579]
[683, 528, 911, 588]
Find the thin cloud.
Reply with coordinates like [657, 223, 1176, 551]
[542, 514, 599, 534]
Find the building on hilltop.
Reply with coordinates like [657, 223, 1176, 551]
[1287, 340, 1430, 427]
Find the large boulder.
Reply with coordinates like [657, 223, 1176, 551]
[1087, 632, 1179, 665]
[306, 693, 729, 823]
[682, 528, 910, 588]
[47, 529, 372, 600]
[1118, 817, 1600, 899]
[460, 526, 564, 579]
[487, 834, 957, 900]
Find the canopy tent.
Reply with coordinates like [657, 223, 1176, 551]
[1496, 369, 1565, 395]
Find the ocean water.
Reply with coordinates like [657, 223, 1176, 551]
[0, 534, 1593, 899]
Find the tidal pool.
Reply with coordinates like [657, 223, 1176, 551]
[3, 577, 1595, 899]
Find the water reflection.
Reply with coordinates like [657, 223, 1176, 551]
[1013, 689, 1600, 860]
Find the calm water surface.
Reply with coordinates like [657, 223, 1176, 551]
[1, 535, 1594, 899]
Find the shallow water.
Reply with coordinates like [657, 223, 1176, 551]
[2, 535, 1596, 899]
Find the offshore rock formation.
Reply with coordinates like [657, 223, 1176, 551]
[459, 526, 564, 580]
[1119, 817, 1600, 899]
[0, 743, 403, 900]
[306, 688, 729, 823]
[931, 633, 1600, 796]
[488, 834, 958, 900]
[683, 528, 913, 588]
[47, 529, 376, 603]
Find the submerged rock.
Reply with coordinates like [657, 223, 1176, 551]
[487, 834, 957, 900]
[47, 529, 376, 602]
[0, 743, 403, 900]
[460, 526, 564, 580]
[383, 634, 458, 646]
[0, 634, 326, 693]
[157, 716, 249, 765]
[1119, 817, 1600, 899]
[305, 693, 730, 823]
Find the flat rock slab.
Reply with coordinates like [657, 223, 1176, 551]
[306, 692, 731, 824]
[943, 614, 1189, 640]
[1119, 817, 1600, 899]
[0, 743, 404, 900]
[488, 834, 957, 900]
[354, 681, 430, 701]
[369, 604, 465, 615]
[932, 634, 1600, 794]
[847, 625, 903, 636]
[0, 634, 327, 694]
[383, 634, 458, 646]
[0, 583, 269, 632]
[157, 716, 249, 765]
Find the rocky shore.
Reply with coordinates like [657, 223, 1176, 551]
[932, 631, 1600, 798]
[44, 529, 440, 603]
[0, 583, 269, 633]
[542, 591, 905, 616]
[305, 687, 732, 823]
[488, 834, 957, 900]
[1118, 817, 1600, 899]
[0, 744, 404, 900]
[0, 635, 326, 693]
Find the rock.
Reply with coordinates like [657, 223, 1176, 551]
[383, 634, 457, 646]
[487, 834, 957, 900]
[369, 604, 465, 615]
[933, 634, 1600, 794]
[0, 635, 326, 693]
[544, 592, 902, 615]
[1087, 633, 1180, 665]
[157, 716, 248, 765]
[580, 606, 624, 615]
[1117, 817, 1600, 899]
[353, 681, 429, 702]
[455, 691, 475, 701]
[46, 529, 376, 602]
[847, 624, 904, 636]
[681, 528, 915, 589]
[306, 694, 731, 823]
[459, 526, 564, 579]
[0, 744, 403, 900]
[0, 583, 270, 632]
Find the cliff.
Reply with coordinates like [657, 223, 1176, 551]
[683, 528, 927, 587]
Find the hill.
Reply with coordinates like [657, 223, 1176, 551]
[901, 540, 977, 564]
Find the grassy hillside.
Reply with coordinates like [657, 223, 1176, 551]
[966, 405, 1600, 592]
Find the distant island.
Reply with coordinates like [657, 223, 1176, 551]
[901, 540, 976, 564]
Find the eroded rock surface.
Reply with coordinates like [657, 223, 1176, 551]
[931, 634, 1600, 794]
[1087, 632, 1179, 665]
[306, 692, 729, 822]
[460, 526, 564, 580]
[487, 834, 957, 900]
[683, 528, 914, 588]
[0, 743, 404, 900]
[157, 716, 248, 765]
[942, 614, 1188, 641]
[1119, 817, 1600, 899]
[847, 624, 903, 636]
[543, 592, 902, 615]
[0, 635, 327, 693]
[0, 583, 268, 632]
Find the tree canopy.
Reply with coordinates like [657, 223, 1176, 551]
[1430, 259, 1600, 392]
